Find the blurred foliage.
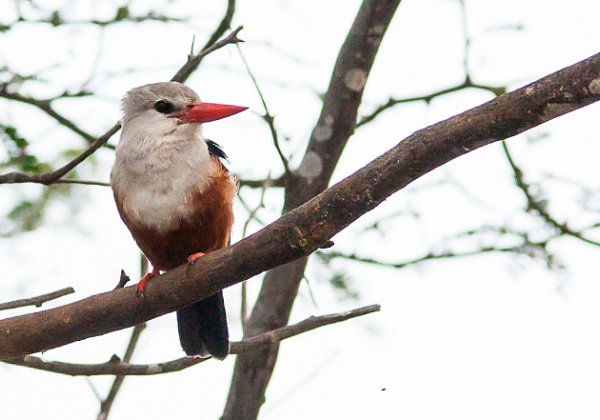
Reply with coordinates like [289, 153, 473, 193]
[1, 124, 51, 173]
[0, 124, 81, 236]
[314, 254, 360, 301]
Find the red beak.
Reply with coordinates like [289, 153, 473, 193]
[178, 102, 248, 124]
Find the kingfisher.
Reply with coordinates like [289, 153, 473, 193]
[110, 82, 247, 359]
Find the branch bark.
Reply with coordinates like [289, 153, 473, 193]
[5, 305, 379, 375]
[97, 323, 146, 420]
[223, 1, 401, 417]
[0, 47, 596, 362]
[0, 26, 243, 187]
[0, 287, 75, 311]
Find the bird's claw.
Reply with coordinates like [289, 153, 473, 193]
[136, 269, 158, 299]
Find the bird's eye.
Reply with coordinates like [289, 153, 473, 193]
[154, 100, 175, 114]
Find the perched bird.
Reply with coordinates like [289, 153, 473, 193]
[110, 82, 247, 359]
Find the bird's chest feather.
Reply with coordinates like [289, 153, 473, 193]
[111, 142, 218, 233]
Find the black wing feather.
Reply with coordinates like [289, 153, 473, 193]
[205, 139, 228, 162]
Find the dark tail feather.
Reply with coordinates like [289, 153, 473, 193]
[176, 292, 229, 359]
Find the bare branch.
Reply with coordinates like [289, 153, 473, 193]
[238, 176, 285, 189]
[0, 90, 97, 143]
[0, 287, 75, 311]
[0, 26, 245, 187]
[0, 50, 598, 359]
[237, 194, 267, 226]
[171, 25, 244, 83]
[237, 45, 291, 175]
[224, 1, 403, 417]
[502, 141, 600, 247]
[356, 0, 503, 129]
[357, 79, 506, 128]
[201, 0, 237, 50]
[240, 179, 270, 331]
[5, 9, 183, 28]
[4, 305, 379, 376]
[0, 122, 121, 186]
[113, 270, 131, 290]
[97, 324, 146, 420]
[53, 179, 110, 187]
[317, 242, 551, 270]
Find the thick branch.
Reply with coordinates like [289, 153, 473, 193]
[0, 51, 598, 360]
[224, 1, 402, 418]
[4, 305, 379, 375]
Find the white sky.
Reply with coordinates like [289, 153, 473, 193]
[2, 0, 600, 419]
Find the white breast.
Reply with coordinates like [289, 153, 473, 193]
[111, 117, 215, 233]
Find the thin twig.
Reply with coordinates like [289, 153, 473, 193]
[201, 0, 236, 50]
[5, 12, 183, 28]
[97, 324, 146, 420]
[0, 90, 97, 143]
[171, 25, 244, 83]
[502, 141, 600, 247]
[5, 305, 380, 376]
[0, 287, 75, 311]
[317, 239, 556, 270]
[356, 80, 506, 128]
[239, 177, 270, 331]
[53, 179, 110, 187]
[239, 176, 285, 189]
[241, 176, 269, 236]
[236, 194, 267, 226]
[0, 26, 245, 187]
[458, 0, 471, 75]
[236, 45, 291, 175]
[0, 122, 120, 186]
[113, 270, 131, 290]
[97, 253, 150, 417]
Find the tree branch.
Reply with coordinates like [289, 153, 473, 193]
[97, 324, 146, 420]
[0, 122, 121, 186]
[237, 45, 291, 175]
[4, 305, 379, 376]
[0, 26, 244, 187]
[0, 50, 598, 360]
[223, 1, 402, 417]
[317, 240, 552, 270]
[238, 176, 285, 189]
[357, 79, 506, 128]
[170, 25, 243, 83]
[4, 9, 183, 29]
[0, 287, 75, 311]
[0, 90, 97, 144]
[502, 141, 600, 247]
[201, 0, 236, 51]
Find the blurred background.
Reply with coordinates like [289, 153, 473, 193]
[1, 0, 600, 419]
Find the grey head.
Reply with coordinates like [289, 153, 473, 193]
[121, 82, 200, 124]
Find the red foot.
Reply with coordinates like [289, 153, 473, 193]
[136, 267, 160, 298]
[187, 251, 205, 264]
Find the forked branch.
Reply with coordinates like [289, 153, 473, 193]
[0, 51, 598, 359]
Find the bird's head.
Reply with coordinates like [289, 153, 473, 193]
[120, 82, 247, 140]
